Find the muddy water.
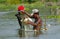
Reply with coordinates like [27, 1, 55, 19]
[0, 12, 60, 39]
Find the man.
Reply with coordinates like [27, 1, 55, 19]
[15, 6, 25, 29]
[21, 9, 42, 31]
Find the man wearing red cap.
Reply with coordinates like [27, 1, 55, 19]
[15, 5, 25, 29]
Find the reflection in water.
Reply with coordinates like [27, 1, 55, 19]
[34, 31, 43, 37]
[18, 29, 25, 37]
[18, 29, 42, 37]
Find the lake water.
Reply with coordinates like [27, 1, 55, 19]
[0, 12, 60, 39]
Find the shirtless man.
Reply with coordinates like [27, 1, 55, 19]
[21, 9, 42, 31]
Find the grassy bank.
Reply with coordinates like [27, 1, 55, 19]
[0, 2, 60, 19]
[0, 2, 45, 11]
[0, 4, 17, 11]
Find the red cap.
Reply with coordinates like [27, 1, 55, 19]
[18, 5, 24, 11]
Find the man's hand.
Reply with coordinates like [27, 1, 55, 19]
[20, 10, 26, 14]
[26, 21, 37, 26]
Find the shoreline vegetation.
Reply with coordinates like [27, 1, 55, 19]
[0, 2, 60, 11]
[0, 1, 60, 19]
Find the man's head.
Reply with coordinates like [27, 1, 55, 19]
[18, 5, 25, 14]
[31, 9, 39, 16]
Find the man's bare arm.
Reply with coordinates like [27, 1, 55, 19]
[28, 21, 37, 26]
[21, 10, 32, 17]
